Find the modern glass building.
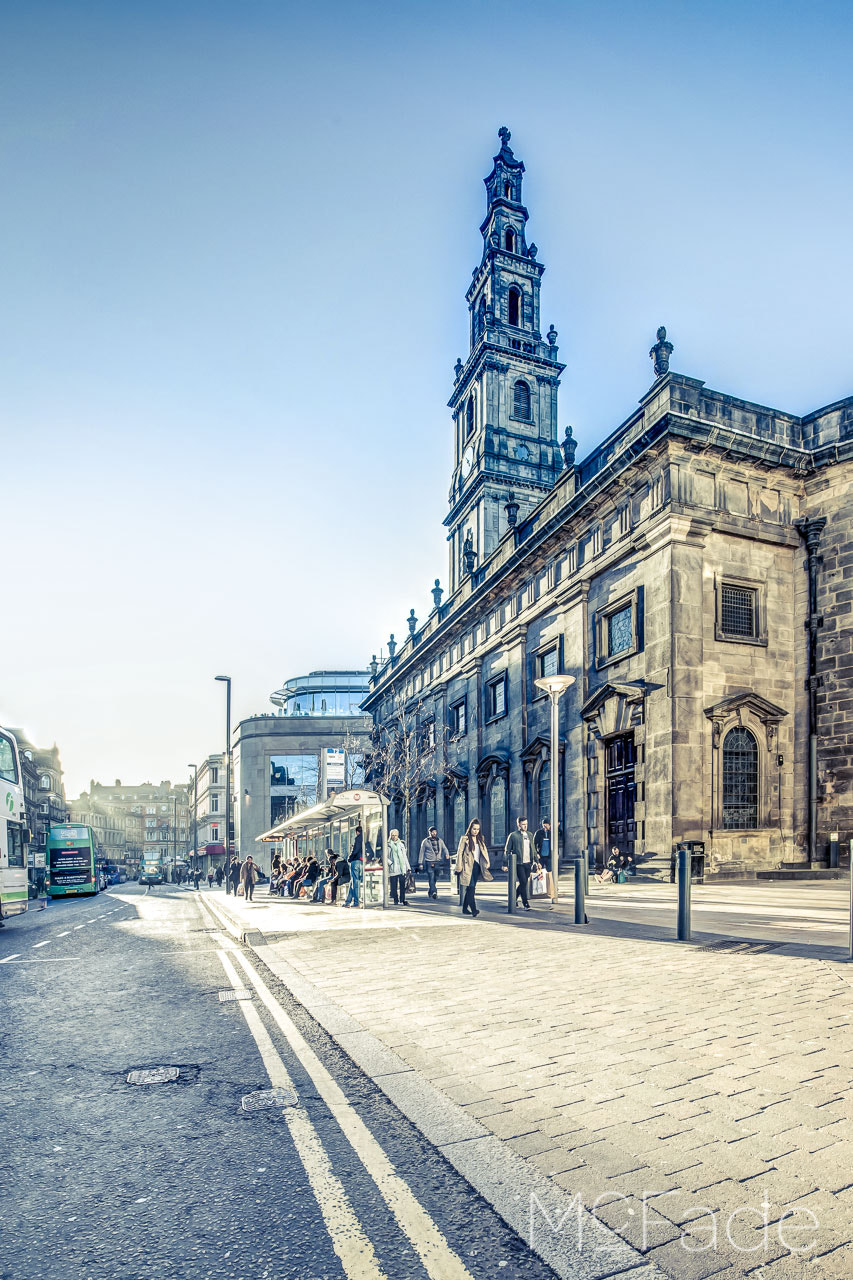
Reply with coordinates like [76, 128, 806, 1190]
[270, 671, 369, 718]
[232, 670, 372, 870]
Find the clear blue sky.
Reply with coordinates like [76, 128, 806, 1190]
[2, 0, 852, 796]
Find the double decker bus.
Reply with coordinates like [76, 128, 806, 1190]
[0, 726, 28, 918]
[47, 824, 99, 897]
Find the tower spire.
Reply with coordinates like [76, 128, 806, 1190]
[444, 130, 565, 593]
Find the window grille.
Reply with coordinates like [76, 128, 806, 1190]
[513, 380, 530, 419]
[720, 585, 757, 637]
[722, 727, 758, 829]
[538, 647, 558, 680]
[489, 777, 507, 845]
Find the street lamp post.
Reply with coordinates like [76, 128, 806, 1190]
[215, 676, 232, 877]
[172, 794, 178, 880]
[187, 763, 198, 875]
[533, 673, 576, 906]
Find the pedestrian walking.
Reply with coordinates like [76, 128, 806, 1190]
[533, 818, 552, 871]
[344, 826, 364, 908]
[193, 866, 202, 890]
[241, 855, 258, 902]
[207, 869, 214, 888]
[215, 864, 224, 888]
[418, 826, 449, 900]
[388, 829, 411, 905]
[504, 816, 535, 910]
[455, 818, 492, 917]
[229, 857, 242, 896]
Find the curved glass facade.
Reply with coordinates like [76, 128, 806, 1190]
[270, 670, 369, 717]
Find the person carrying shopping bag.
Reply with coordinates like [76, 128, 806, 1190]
[387, 829, 411, 905]
[455, 818, 492, 918]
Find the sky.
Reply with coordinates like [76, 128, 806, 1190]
[2, 0, 852, 797]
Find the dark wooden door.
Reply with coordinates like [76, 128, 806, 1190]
[605, 735, 636, 857]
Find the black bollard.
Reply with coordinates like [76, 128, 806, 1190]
[507, 851, 517, 915]
[677, 845, 691, 941]
[574, 857, 585, 924]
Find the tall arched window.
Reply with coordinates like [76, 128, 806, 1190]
[537, 763, 550, 828]
[489, 776, 507, 847]
[466, 396, 475, 437]
[513, 380, 531, 420]
[453, 789, 467, 845]
[508, 287, 521, 327]
[504, 228, 515, 252]
[504, 181, 512, 199]
[476, 295, 486, 340]
[722, 727, 758, 829]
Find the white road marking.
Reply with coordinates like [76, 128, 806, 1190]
[229, 948, 476, 1280]
[217, 950, 388, 1280]
[73, 925, 87, 930]
[56, 931, 71, 937]
[0, 954, 21, 963]
[32, 941, 51, 949]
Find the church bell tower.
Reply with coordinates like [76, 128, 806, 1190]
[445, 127, 565, 593]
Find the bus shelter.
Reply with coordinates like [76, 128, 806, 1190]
[256, 789, 390, 910]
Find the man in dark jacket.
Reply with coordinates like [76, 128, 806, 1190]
[418, 827, 449, 900]
[504, 817, 535, 909]
[534, 819, 552, 870]
[229, 857, 242, 896]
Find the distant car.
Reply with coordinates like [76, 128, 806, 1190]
[139, 869, 163, 886]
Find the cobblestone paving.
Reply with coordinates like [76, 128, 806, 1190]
[273, 913, 853, 1280]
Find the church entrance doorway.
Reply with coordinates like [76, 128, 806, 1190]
[605, 734, 636, 858]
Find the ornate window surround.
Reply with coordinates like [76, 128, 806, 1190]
[594, 588, 641, 670]
[714, 574, 767, 647]
[704, 693, 786, 832]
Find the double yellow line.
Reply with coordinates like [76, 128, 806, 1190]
[216, 942, 475, 1280]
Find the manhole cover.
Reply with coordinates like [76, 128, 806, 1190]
[241, 1087, 297, 1112]
[218, 988, 254, 1002]
[127, 1067, 180, 1085]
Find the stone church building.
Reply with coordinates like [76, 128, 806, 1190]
[363, 129, 852, 877]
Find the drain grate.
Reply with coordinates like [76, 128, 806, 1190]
[241, 1087, 297, 1112]
[700, 940, 782, 954]
[127, 1067, 180, 1085]
[218, 988, 254, 1002]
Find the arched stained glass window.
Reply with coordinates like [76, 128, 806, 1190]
[722, 727, 758, 829]
[453, 789, 467, 845]
[508, 287, 521, 327]
[537, 763, 550, 828]
[513, 380, 531, 420]
[489, 776, 507, 847]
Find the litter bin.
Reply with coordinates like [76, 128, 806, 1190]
[690, 841, 705, 884]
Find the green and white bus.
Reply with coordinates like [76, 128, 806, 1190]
[47, 824, 99, 897]
[0, 726, 28, 918]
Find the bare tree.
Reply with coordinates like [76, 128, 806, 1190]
[367, 690, 445, 856]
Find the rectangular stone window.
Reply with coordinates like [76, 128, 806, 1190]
[715, 576, 767, 646]
[485, 674, 507, 722]
[450, 699, 467, 738]
[595, 589, 641, 669]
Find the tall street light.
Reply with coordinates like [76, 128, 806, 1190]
[187, 763, 198, 873]
[533, 673, 576, 906]
[215, 676, 232, 875]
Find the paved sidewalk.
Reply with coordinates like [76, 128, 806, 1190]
[208, 884, 853, 1280]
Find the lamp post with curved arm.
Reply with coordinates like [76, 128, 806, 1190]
[533, 673, 576, 905]
[215, 676, 232, 875]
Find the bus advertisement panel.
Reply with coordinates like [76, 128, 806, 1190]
[47, 825, 98, 897]
[0, 726, 29, 917]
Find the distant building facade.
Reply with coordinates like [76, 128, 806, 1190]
[233, 671, 372, 871]
[9, 731, 69, 868]
[71, 780, 190, 871]
[191, 754, 226, 868]
[363, 130, 852, 878]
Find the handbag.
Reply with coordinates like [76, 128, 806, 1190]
[324, 884, 333, 903]
[237, 883, 245, 897]
[616, 870, 627, 884]
[404, 870, 416, 894]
